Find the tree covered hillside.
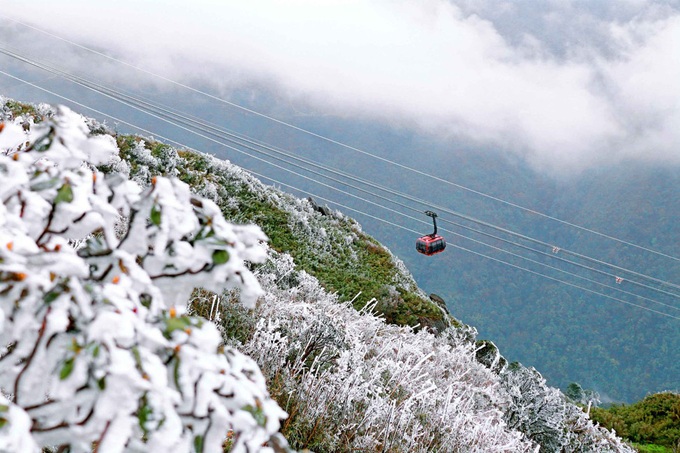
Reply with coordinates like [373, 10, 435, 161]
[0, 98, 636, 451]
[591, 392, 680, 452]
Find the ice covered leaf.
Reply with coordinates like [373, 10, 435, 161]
[212, 249, 229, 265]
[0, 396, 39, 453]
[150, 204, 162, 226]
[0, 121, 27, 151]
[30, 127, 54, 152]
[54, 182, 74, 204]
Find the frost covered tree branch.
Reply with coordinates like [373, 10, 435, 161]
[0, 107, 286, 452]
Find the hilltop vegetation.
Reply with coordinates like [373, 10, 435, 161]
[111, 132, 449, 331]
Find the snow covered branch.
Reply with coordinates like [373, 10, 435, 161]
[0, 107, 285, 452]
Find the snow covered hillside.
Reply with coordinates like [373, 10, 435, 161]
[0, 98, 634, 452]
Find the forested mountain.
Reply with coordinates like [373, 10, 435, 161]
[0, 97, 640, 451]
[397, 153, 680, 403]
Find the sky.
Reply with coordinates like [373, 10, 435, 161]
[1, 0, 679, 174]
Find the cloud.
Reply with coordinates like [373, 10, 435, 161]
[1, 0, 679, 174]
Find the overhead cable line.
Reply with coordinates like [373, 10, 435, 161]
[3, 45, 678, 301]
[180, 147, 680, 319]
[245, 171, 680, 321]
[3, 14, 679, 265]
[3, 68, 679, 321]
[249, 167, 680, 313]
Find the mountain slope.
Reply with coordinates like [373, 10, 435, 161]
[1, 97, 635, 452]
[107, 132, 451, 332]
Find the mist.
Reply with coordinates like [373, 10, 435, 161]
[1, 0, 679, 175]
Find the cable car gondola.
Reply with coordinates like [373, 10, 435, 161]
[416, 211, 446, 256]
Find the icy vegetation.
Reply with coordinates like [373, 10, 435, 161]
[0, 104, 285, 451]
[238, 252, 534, 451]
[217, 250, 633, 452]
[108, 129, 449, 331]
[0, 98, 635, 451]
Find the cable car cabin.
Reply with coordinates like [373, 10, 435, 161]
[416, 235, 446, 256]
[416, 210, 446, 256]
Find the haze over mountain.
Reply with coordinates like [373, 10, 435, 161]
[1, 1, 679, 403]
[3, 0, 680, 173]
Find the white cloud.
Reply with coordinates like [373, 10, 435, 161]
[600, 16, 680, 162]
[1, 0, 679, 174]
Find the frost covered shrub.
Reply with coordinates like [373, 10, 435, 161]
[240, 252, 535, 452]
[501, 363, 635, 453]
[231, 250, 636, 453]
[0, 107, 286, 452]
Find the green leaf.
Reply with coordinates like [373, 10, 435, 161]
[59, 357, 75, 380]
[138, 394, 152, 436]
[244, 404, 267, 426]
[0, 417, 7, 429]
[0, 404, 8, 412]
[54, 182, 74, 204]
[194, 227, 205, 241]
[131, 346, 144, 372]
[150, 204, 162, 226]
[194, 227, 217, 242]
[173, 358, 181, 389]
[164, 316, 192, 338]
[212, 249, 229, 265]
[97, 377, 106, 390]
[140, 293, 153, 309]
[32, 128, 54, 152]
[43, 290, 61, 304]
[193, 435, 204, 453]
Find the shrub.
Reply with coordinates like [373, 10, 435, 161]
[0, 107, 286, 452]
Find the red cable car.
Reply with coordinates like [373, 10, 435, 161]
[416, 211, 446, 256]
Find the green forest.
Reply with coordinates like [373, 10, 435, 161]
[591, 392, 680, 452]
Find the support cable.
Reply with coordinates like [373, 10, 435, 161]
[248, 171, 680, 321]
